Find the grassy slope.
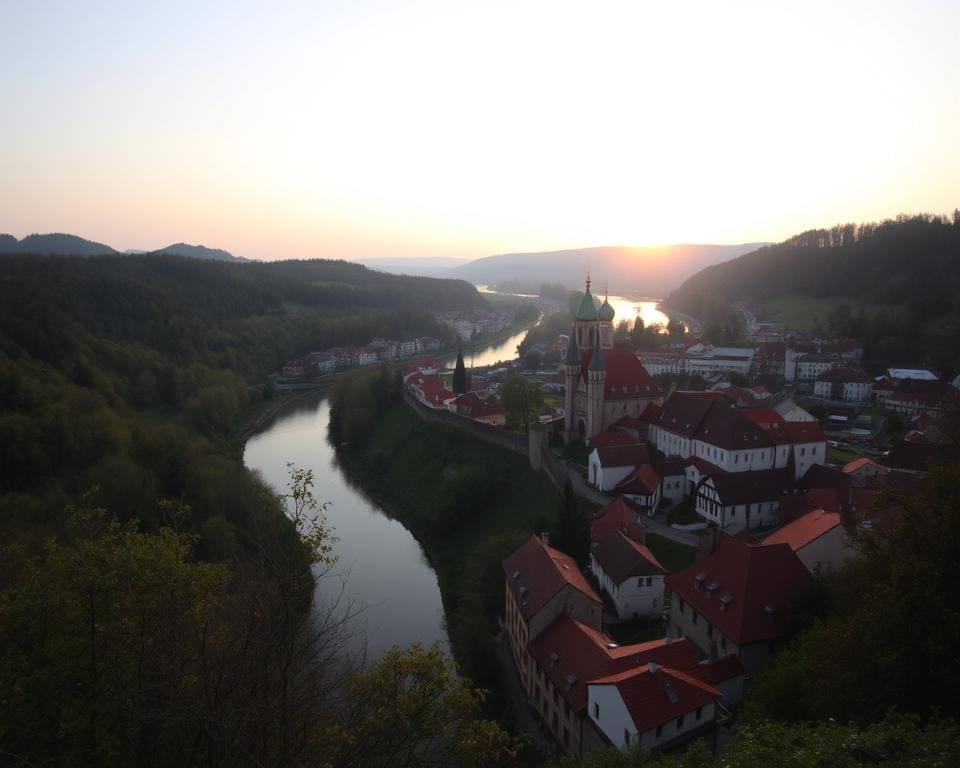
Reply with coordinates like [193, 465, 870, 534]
[760, 295, 901, 332]
[350, 400, 562, 600]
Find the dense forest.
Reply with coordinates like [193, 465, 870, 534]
[0, 253, 523, 766]
[666, 213, 960, 371]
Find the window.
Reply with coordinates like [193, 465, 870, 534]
[734, 454, 739, 463]
[679, 598, 685, 612]
[692, 610, 699, 626]
[655, 725, 663, 738]
[593, 702, 600, 719]
[721, 636, 727, 650]
[646, 577, 653, 587]
[637, 577, 644, 587]
[801, 447, 806, 456]
[624, 729, 630, 746]
[707, 623, 713, 639]
[696, 706, 703, 721]
[677, 714, 685, 729]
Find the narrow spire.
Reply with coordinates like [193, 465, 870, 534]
[585, 269, 591, 294]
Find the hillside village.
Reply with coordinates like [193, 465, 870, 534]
[393, 277, 958, 760]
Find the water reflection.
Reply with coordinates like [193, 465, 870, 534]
[243, 394, 450, 659]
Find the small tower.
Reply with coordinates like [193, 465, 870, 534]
[561, 329, 580, 435]
[586, 333, 606, 439]
[452, 343, 467, 394]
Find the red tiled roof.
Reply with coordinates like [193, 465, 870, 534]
[592, 530, 665, 584]
[591, 430, 640, 447]
[842, 457, 884, 474]
[502, 536, 601, 621]
[529, 615, 700, 713]
[579, 349, 661, 398]
[684, 456, 725, 476]
[780, 421, 827, 444]
[762, 509, 841, 551]
[741, 408, 786, 427]
[816, 366, 872, 384]
[409, 374, 454, 406]
[592, 497, 647, 544]
[803, 487, 841, 512]
[590, 665, 720, 734]
[612, 416, 647, 430]
[593, 443, 652, 469]
[665, 534, 814, 644]
[614, 464, 661, 496]
[651, 393, 715, 438]
[694, 403, 774, 450]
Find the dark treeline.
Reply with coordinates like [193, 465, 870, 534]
[666, 213, 960, 370]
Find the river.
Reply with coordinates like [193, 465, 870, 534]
[241, 297, 665, 659]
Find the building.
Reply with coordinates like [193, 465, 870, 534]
[762, 509, 851, 574]
[614, 464, 662, 511]
[561, 278, 661, 444]
[590, 530, 666, 620]
[665, 533, 814, 675]
[813, 367, 873, 402]
[587, 444, 651, 492]
[587, 664, 720, 752]
[693, 469, 793, 533]
[794, 354, 840, 381]
[591, 497, 647, 545]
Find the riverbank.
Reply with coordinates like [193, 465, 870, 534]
[333, 396, 566, 716]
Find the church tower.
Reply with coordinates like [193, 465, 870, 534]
[561, 331, 580, 435]
[585, 333, 606, 438]
[574, 275, 614, 353]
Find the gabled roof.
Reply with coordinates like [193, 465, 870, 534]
[693, 402, 774, 450]
[650, 392, 715, 438]
[611, 415, 647, 431]
[842, 457, 887, 475]
[502, 536, 601, 621]
[591, 497, 646, 544]
[590, 665, 720, 734]
[614, 464, 661, 497]
[762, 509, 842, 551]
[816, 366, 872, 384]
[529, 614, 700, 712]
[702, 468, 793, 506]
[591, 430, 640, 447]
[665, 534, 814, 644]
[592, 443, 652, 470]
[580, 349, 660, 398]
[592, 530, 665, 584]
[778, 421, 827, 444]
[684, 456, 725, 476]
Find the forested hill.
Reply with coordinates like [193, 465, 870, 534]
[666, 213, 960, 371]
[0, 253, 478, 548]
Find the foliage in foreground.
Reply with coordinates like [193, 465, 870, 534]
[0, 472, 518, 767]
[550, 715, 960, 768]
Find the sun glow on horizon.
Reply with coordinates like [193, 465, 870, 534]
[1, 1, 958, 260]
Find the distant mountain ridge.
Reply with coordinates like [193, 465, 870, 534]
[0, 232, 118, 256]
[149, 242, 248, 262]
[0, 232, 246, 261]
[449, 243, 768, 294]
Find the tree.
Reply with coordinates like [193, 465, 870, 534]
[499, 376, 544, 432]
[524, 348, 543, 369]
[453, 345, 468, 394]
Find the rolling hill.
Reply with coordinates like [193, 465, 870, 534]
[0, 232, 118, 256]
[449, 243, 767, 294]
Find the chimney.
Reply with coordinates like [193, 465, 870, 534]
[647, 662, 658, 675]
[541, 531, 549, 546]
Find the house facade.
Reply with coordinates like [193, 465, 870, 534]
[813, 367, 873, 402]
[693, 469, 791, 532]
[590, 531, 666, 620]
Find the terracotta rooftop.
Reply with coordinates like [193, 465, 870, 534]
[502, 536, 601, 622]
[579, 349, 661, 399]
[702, 468, 794, 506]
[529, 614, 700, 713]
[591, 430, 641, 447]
[591, 497, 646, 544]
[665, 534, 814, 644]
[593, 443, 652, 469]
[762, 509, 842, 551]
[590, 664, 720, 734]
[614, 463, 662, 497]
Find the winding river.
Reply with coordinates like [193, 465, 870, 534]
[242, 301, 664, 659]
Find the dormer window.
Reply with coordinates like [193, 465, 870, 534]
[693, 572, 706, 590]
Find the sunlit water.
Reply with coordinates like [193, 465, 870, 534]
[244, 396, 450, 659]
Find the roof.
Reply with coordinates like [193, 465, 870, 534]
[690, 654, 745, 686]
[576, 289, 598, 320]
[580, 349, 661, 398]
[591, 497, 647, 544]
[741, 408, 787, 427]
[694, 401, 775, 451]
[591, 430, 640, 447]
[598, 297, 615, 321]
[408, 374, 454, 406]
[502, 536, 602, 621]
[816, 366, 872, 384]
[650, 392, 715, 438]
[702, 468, 793, 506]
[564, 331, 580, 365]
[842, 457, 887, 475]
[888, 368, 939, 380]
[611, 416, 647, 431]
[590, 665, 720, 734]
[529, 615, 701, 713]
[762, 509, 842, 551]
[684, 456, 725, 476]
[592, 443, 652, 470]
[665, 534, 814, 644]
[592, 530, 665, 584]
[614, 463, 662, 496]
[589, 335, 606, 372]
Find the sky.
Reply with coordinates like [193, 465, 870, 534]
[1, 0, 958, 261]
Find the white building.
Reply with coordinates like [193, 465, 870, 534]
[587, 444, 651, 492]
[693, 469, 792, 532]
[590, 531, 666, 620]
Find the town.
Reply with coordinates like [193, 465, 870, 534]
[385, 276, 958, 759]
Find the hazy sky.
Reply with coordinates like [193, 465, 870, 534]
[1, 0, 958, 260]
